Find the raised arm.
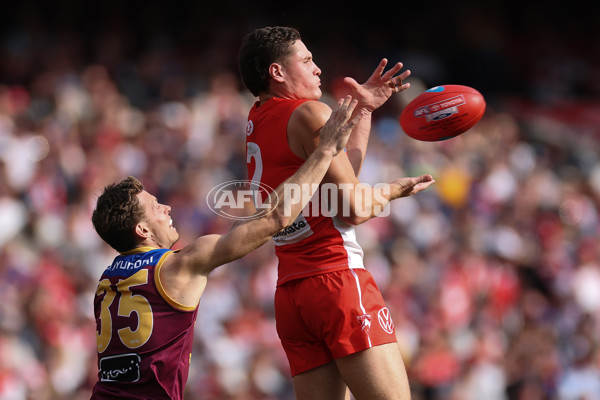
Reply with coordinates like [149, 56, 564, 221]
[343, 59, 411, 175]
[290, 88, 433, 227]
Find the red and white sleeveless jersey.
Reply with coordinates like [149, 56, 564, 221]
[246, 97, 364, 285]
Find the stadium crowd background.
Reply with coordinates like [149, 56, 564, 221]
[1, 1, 600, 399]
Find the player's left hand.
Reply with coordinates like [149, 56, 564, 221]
[392, 174, 435, 198]
[343, 58, 411, 113]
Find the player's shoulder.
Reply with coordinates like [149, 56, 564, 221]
[294, 99, 331, 116]
[291, 100, 331, 128]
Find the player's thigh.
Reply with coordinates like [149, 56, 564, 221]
[335, 342, 411, 400]
[292, 361, 349, 400]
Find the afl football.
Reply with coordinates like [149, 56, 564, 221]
[399, 85, 486, 141]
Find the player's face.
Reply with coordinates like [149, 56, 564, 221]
[137, 191, 179, 248]
[279, 40, 322, 100]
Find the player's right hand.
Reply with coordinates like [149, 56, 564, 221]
[343, 58, 411, 113]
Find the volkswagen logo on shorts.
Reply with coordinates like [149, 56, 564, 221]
[377, 307, 395, 334]
[206, 180, 278, 220]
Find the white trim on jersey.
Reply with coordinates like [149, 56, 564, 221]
[332, 216, 365, 269]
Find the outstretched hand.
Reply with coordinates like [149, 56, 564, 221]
[392, 174, 436, 198]
[343, 58, 411, 113]
[318, 96, 364, 155]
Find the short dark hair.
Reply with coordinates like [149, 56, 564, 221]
[238, 26, 301, 97]
[92, 176, 145, 252]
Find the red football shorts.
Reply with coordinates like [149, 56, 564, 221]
[275, 268, 397, 376]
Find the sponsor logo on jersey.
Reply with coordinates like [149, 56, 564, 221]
[272, 220, 307, 238]
[107, 256, 154, 272]
[272, 214, 314, 245]
[377, 307, 394, 334]
[99, 353, 141, 383]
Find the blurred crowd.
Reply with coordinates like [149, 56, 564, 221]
[2, 2, 600, 400]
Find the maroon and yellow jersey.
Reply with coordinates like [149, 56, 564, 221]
[91, 247, 198, 400]
[246, 97, 365, 286]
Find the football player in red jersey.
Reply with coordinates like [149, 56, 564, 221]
[238, 26, 434, 400]
[89, 96, 362, 400]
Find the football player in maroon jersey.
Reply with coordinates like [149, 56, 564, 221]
[90, 96, 362, 399]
